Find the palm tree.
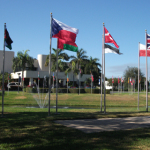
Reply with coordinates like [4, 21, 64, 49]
[45, 48, 70, 68]
[65, 61, 79, 87]
[12, 50, 34, 86]
[70, 48, 88, 71]
[84, 56, 101, 74]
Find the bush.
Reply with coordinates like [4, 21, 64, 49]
[52, 88, 67, 93]
[84, 89, 99, 93]
[69, 88, 79, 93]
[26, 87, 32, 93]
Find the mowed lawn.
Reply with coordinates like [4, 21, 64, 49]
[0, 91, 150, 149]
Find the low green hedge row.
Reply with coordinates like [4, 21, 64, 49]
[24, 87, 110, 94]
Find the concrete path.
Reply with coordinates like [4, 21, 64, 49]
[55, 116, 150, 133]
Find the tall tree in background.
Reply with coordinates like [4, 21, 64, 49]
[65, 61, 79, 87]
[123, 66, 144, 90]
[12, 50, 34, 85]
[84, 56, 101, 85]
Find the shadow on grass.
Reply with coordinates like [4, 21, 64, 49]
[0, 111, 150, 149]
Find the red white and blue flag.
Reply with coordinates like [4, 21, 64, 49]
[52, 18, 79, 52]
[147, 34, 150, 49]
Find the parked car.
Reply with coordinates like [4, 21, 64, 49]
[7, 82, 22, 90]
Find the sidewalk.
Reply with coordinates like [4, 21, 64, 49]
[55, 116, 150, 133]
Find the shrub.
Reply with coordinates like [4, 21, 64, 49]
[69, 88, 79, 93]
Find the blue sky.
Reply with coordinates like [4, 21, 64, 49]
[0, 0, 150, 79]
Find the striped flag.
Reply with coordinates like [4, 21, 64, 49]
[147, 34, 150, 49]
[53, 72, 55, 81]
[67, 73, 69, 82]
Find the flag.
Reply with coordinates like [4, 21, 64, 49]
[105, 44, 122, 54]
[147, 34, 150, 49]
[130, 78, 132, 83]
[104, 27, 119, 48]
[52, 18, 79, 52]
[139, 43, 150, 56]
[4, 28, 13, 50]
[128, 78, 129, 84]
[91, 74, 94, 82]
[67, 73, 69, 82]
[121, 77, 124, 83]
[118, 77, 120, 83]
[112, 76, 114, 83]
[53, 72, 55, 81]
[79, 68, 81, 74]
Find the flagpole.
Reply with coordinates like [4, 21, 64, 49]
[138, 42, 140, 110]
[56, 41, 58, 114]
[100, 34, 103, 112]
[103, 23, 106, 114]
[79, 65, 80, 95]
[145, 29, 148, 112]
[1, 23, 6, 117]
[48, 13, 52, 116]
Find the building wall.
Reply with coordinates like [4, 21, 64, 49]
[37, 54, 49, 71]
[0, 50, 14, 73]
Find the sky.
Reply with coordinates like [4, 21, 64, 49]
[0, 0, 150, 79]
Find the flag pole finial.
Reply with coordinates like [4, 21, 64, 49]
[145, 29, 147, 32]
[103, 22, 105, 25]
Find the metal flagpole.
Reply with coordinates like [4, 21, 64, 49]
[145, 30, 148, 112]
[103, 23, 106, 114]
[100, 34, 103, 112]
[56, 44, 58, 114]
[48, 13, 52, 116]
[53, 72, 54, 93]
[2, 23, 6, 117]
[79, 65, 80, 95]
[138, 42, 140, 110]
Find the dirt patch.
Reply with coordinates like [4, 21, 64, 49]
[15, 96, 27, 99]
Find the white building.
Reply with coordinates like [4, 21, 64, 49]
[0, 50, 91, 87]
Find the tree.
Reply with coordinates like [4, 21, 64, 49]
[12, 50, 34, 85]
[70, 48, 88, 71]
[123, 66, 144, 90]
[84, 56, 101, 86]
[45, 48, 70, 76]
[107, 77, 119, 90]
[65, 61, 79, 87]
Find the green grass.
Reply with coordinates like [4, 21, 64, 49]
[1, 92, 150, 149]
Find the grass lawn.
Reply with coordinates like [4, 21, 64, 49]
[0, 92, 150, 149]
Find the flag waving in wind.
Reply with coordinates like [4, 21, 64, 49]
[52, 18, 79, 52]
[4, 27, 13, 50]
[104, 27, 119, 49]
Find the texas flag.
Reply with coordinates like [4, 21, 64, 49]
[52, 18, 79, 52]
[104, 27, 119, 49]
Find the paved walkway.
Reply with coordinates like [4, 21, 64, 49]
[55, 116, 150, 133]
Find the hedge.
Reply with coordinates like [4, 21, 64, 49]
[25, 87, 110, 94]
